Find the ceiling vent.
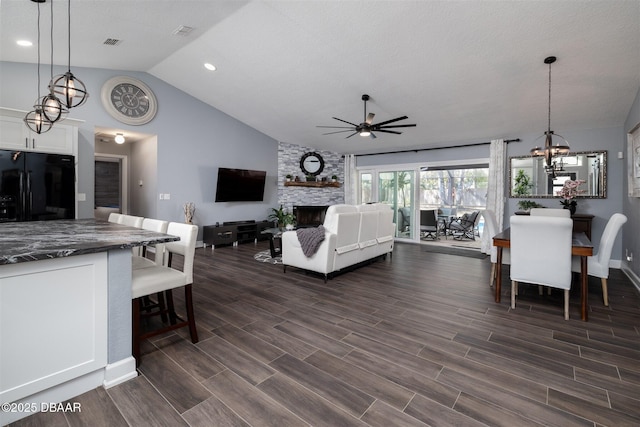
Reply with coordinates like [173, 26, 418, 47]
[103, 38, 122, 46]
[172, 25, 194, 36]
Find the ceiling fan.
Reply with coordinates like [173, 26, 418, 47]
[318, 94, 416, 139]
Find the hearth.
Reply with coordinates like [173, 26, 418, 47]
[293, 205, 329, 228]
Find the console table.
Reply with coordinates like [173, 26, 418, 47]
[203, 220, 272, 249]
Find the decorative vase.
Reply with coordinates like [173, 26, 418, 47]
[562, 200, 577, 215]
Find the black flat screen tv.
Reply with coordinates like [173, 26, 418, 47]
[215, 167, 267, 202]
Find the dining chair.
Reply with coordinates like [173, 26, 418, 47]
[510, 215, 573, 319]
[482, 209, 509, 287]
[131, 222, 199, 366]
[529, 208, 571, 217]
[571, 213, 627, 306]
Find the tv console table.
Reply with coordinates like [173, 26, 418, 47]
[203, 220, 272, 249]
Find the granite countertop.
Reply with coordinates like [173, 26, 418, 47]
[0, 219, 180, 265]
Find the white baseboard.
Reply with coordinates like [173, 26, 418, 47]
[622, 265, 640, 294]
[103, 357, 137, 389]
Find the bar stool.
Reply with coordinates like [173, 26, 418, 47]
[131, 222, 199, 366]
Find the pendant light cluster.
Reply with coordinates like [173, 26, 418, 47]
[529, 56, 570, 177]
[24, 0, 88, 135]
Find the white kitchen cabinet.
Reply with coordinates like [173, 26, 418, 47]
[0, 108, 80, 155]
[0, 252, 108, 424]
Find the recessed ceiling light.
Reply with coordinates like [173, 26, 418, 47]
[17, 40, 33, 47]
[204, 63, 217, 71]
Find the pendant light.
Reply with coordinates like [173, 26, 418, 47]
[50, 0, 89, 109]
[24, 0, 54, 134]
[40, 0, 68, 123]
[530, 56, 570, 176]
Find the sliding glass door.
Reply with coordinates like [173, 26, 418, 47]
[378, 170, 415, 238]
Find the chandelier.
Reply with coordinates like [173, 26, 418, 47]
[530, 56, 570, 177]
[25, 0, 88, 134]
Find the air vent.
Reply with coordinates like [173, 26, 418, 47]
[172, 25, 194, 36]
[103, 38, 122, 46]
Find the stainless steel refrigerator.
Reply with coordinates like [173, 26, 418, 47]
[0, 150, 75, 222]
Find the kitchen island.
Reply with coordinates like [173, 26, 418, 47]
[0, 219, 178, 424]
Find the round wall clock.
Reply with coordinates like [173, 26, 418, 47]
[300, 152, 324, 176]
[101, 76, 158, 125]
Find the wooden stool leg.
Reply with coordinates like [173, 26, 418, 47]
[185, 284, 199, 344]
[166, 289, 177, 324]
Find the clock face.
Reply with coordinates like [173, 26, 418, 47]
[300, 152, 324, 176]
[101, 76, 158, 125]
[110, 83, 150, 118]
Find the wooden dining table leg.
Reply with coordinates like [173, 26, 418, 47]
[581, 255, 588, 321]
[495, 246, 502, 303]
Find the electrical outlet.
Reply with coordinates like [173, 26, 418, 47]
[626, 249, 633, 262]
[164, 193, 170, 200]
[159, 193, 164, 200]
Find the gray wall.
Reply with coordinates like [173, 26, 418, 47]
[623, 87, 640, 281]
[0, 61, 279, 233]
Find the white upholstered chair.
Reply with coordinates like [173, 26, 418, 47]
[571, 213, 627, 306]
[119, 214, 144, 227]
[131, 222, 199, 366]
[132, 218, 169, 270]
[529, 208, 571, 217]
[108, 212, 123, 223]
[481, 209, 509, 287]
[510, 215, 573, 319]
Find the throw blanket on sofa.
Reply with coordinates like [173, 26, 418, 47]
[296, 225, 325, 257]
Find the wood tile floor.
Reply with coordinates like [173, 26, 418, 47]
[10, 241, 640, 427]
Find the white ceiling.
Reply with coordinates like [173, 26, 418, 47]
[2, 0, 639, 154]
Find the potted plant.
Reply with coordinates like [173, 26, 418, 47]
[306, 174, 316, 182]
[285, 174, 293, 182]
[556, 179, 586, 214]
[331, 174, 338, 182]
[268, 205, 295, 228]
[517, 200, 542, 212]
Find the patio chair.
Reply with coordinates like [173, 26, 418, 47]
[398, 207, 411, 235]
[448, 210, 480, 240]
[419, 209, 439, 240]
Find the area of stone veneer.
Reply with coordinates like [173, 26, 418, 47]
[277, 142, 344, 212]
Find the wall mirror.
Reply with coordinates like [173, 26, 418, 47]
[509, 151, 606, 198]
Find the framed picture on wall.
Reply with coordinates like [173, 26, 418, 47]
[628, 127, 640, 197]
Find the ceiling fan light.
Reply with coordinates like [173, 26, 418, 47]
[359, 130, 371, 137]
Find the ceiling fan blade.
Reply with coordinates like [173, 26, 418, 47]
[365, 112, 375, 124]
[322, 130, 356, 135]
[373, 116, 409, 127]
[376, 123, 417, 129]
[375, 129, 403, 135]
[316, 125, 355, 129]
[345, 131, 359, 138]
[369, 132, 377, 139]
[332, 117, 359, 127]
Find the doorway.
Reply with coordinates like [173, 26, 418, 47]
[94, 154, 128, 219]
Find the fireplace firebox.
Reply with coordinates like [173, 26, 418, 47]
[293, 205, 329, 228]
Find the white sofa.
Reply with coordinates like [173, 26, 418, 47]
[282, 203, 395, 281]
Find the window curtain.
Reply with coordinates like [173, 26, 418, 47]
[344, 154, 358, 205]
[481, 139, 506, 254]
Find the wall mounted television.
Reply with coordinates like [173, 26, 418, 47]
[215, 167, 267, 202]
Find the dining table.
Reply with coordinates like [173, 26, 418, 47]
[492, 228, 594, 321]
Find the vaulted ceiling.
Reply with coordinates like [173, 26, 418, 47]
[1, 0, 639, 154]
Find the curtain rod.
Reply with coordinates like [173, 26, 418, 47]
[354, 138, 520, 157]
